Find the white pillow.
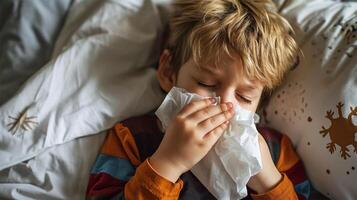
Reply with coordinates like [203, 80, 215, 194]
[261, 0, 357, 199]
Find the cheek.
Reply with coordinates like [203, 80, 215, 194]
[239, 100, 260, 113]
[176, 80, 213, 97]
[175, 76, 198, 93]
[178, 84, 213, 97]
[193, 89, 215, 97]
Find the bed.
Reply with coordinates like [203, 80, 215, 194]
[0, 0, 356, 199]
[0, 0, 167, 198]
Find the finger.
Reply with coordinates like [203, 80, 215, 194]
[188, 102, 233, 124]
[197, 108, 234, 135]
[204, 121, 230, 147]
[177, 98, 216, 118]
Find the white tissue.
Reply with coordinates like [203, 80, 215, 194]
[155, 87, 262, 200]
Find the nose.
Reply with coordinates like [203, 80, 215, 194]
[216, 89, 238, 108]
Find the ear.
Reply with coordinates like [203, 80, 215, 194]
[157, 49, 176, 92]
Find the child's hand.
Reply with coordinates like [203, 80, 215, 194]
[150, 98, 234, 183]
[247, 134, 283, 193]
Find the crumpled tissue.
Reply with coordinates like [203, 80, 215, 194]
[155, 87, 262, 200]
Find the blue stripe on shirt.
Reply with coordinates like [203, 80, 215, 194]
[295, 180, 310, 199]
[90, 154, 135, 181]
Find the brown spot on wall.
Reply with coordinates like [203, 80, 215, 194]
[326, 169, 330, 174]
[308, 116, 312, 122]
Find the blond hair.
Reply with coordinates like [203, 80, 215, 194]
[166, 0, 299, 91]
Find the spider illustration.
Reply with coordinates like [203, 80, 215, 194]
[7, 107, 38, 135]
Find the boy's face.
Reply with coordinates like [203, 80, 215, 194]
[158, 51, 264, 112]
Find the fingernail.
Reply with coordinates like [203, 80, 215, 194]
[210, 98, 216, 104]
[226, 102, 233, 108]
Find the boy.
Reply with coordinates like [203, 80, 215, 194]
[86, 0, 310, 199]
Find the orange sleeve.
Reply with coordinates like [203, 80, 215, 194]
[250, 133, 302, 200]
[125, 159, 184, 200]
[251, 173, 297, 200]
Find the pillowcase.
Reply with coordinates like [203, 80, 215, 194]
[0, 0, 73, 105]
[261, 0, 357, 199]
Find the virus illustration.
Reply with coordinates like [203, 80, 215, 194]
[320, 102, 357, 159]
[7, 107, 38, 135]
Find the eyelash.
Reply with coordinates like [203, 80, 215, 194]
[236, 93, 252, 104]
[198, 81, 252, 104]
[198, 82, 216, 89]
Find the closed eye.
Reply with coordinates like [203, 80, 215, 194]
[198, 82, 216, 88]
[236, 93, 252, 104]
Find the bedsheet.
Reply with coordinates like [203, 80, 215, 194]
[0, 0, 168, 198]
[0, 0, 73, 105]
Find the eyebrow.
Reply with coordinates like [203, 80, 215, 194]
[243, 83, 258, 90]
[198, 66, 220, 75]
[239, 83, 263, 98]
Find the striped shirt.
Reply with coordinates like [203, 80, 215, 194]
[86, 115, 310, 200]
